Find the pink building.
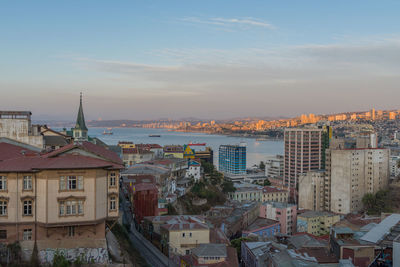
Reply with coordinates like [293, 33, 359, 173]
[259, 202, 297, 235]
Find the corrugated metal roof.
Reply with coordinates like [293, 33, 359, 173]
[361, 214, 400, 243]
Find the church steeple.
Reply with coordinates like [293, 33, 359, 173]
[75, 92, 88, 131]
[73, 92, 88, 141]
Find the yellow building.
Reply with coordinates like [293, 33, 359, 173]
[118, 141, 135, 148]
[297, 211, 340, 236]
[262, 186, 289, 203]
[164, 145, 184, 159]
[161, 221, 210, 255]
[183, 145, 195, 159]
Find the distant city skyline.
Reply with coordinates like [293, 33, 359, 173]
[1, 1, 400, 120]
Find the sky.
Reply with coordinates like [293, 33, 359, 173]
[1, 1, 400, 121]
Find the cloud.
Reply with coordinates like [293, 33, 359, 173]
[67, 37, 400, 119]
[181, 16, 275, 30]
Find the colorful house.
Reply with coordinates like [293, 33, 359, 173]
[242, 217, 280, 238]
[185, 160, 201, 181]
[183, 145, 195, 159]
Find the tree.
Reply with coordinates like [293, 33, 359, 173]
[397, 159, 400, 169]
[362, 190, 393, 215]
[259, 161, 265, 171]
[201, 160, 215, 174]
[167, 203, 178, 215]
[222, 180, 236, 193]
[263, 179, 271, 186]
[230, 237, 249, 258]
[362, 193, 376, 213]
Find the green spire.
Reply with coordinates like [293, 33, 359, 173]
[75, 92, 88, 131]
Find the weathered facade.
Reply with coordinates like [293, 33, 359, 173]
[330, 148, 389, 214]
[0, 111, 44, 149]
[298, 170, 326, 211]
[0, 141, 123, 263]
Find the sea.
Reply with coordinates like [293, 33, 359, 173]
[87, 127, 284, 167]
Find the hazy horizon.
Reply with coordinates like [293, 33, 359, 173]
[1, 1, 400, 120]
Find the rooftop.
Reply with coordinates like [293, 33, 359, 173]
[361, 213, 400, 245]
[263, 201, 296, 209]
[244, 217, 280, 232]
[191, 244, 227, 258]
[44, 141, 123, 165]
[122, 175, 156, 185]
[0, 141, 40, 161]
[122, 164, 169, 175]
[298, 210, 338, 218]
[0, 111, 31, 119]
[263, 186, 287, 193]
[161, 222, 209, 231]
[289, 234, 327, 249]
[0, 154, 116, 172]
[144, 215, 205, 224]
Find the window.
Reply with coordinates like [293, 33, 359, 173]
[109, 196, 116, 211]
[0, 230, 6, 239]
[182, 233, 185, 237]
[109, 173, 116, 187]
[0, 176, 6, 191]
[23, 200, 32, 216]
[23, 229, 32, 240]
[59, 200, 84, 216]
[68, 226, 75, 237]
[0, 201, 7, 216]
[60, 176, 83, 190]
[189, 232, 192, 237]
[23, 176, 32, 190]
[59, 201, 65, 215]
[68, 176, 77, 189]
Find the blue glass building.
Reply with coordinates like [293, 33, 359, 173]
[219, 144, 246, 175]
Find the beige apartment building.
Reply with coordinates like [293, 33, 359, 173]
[299, 147, 390, 215]
[298, 170, 326, 211]
[0, 141, 123, 263]
[330, 148, 389, 214]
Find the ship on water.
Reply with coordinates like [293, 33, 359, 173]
[148, 134, 161, 137]
[102, 128, 113, 135]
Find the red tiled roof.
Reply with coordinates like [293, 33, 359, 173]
[0, 142, 39, 161]
[44, 141, 123, 165]
[0, 154, 115, 172]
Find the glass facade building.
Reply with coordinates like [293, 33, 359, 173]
[219, 144, 246, 175]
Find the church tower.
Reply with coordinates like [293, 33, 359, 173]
[73, 93, 88, 141]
